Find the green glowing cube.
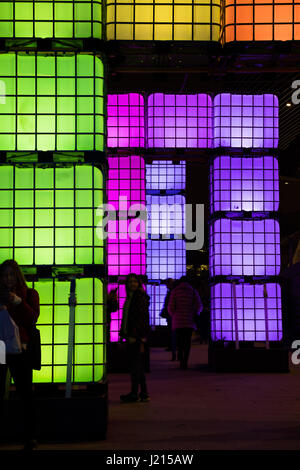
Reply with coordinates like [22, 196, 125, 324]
[27, 277, 105, 384]
[0, 164, 104, 265]
[0, 1, 102, 39]
[0, 53, 105, 152]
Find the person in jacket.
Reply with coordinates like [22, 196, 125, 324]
[168, 276, 203, 370]
[0, 259, 40, 451]
[120, 273, 150, 403]
[160, 278, 176, 360]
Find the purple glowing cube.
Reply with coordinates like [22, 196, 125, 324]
[210, 155, 279, 212]
[147, 93, 213, 148]
[146, 239, 186, 280]
[147, 284, 168, 327]
[146, 194, 186, 236]
[107, 94, 145, 148]
[209, 218, 280, 277]
[211, 283, 282, 342]
[108, 283, 127, 342]
[146, 161, 186, 191]
[213, 94, 279, 148]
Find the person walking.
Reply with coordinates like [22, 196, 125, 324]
[0, 259, 40, 451]
[120, 274, 150, 403]
[168, 276, 203, 370]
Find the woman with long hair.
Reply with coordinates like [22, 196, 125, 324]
[0, 259, 40, 450]
[120, 274, 150, 403]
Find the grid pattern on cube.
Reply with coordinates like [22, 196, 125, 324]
[0, 1, 102, 39]
[147, 194, 185, 235]
[146, 239, 186, 280]
[211, 283, 282, 341]
[210, 155, 279, 213]
[209, 218, 280, 276]
[28, 278, 105, 384]
[106, 0, 221, 41]
[0, 164, 104, 266]
[224, 0, 300, 42]
[146, 161, 186, 191]
[0, 53, 104, 151]
[107, 94, 145, 148]
[147, 94, 213, 148]
[147, 284, 168, 326]
[213, 94, 279, 148]
[108, 282, 127, 342]
[107, 155, 146, 211]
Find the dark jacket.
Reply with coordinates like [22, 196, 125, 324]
[7, 286, 40, 343]
[120, 289, 150, 340]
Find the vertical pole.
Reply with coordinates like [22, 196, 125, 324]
[263, 284, 270, 350]
[66, 277, 76, 399]
[232, 282, 239, 350]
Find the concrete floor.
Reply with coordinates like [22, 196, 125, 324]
[2, 340, 300, 451]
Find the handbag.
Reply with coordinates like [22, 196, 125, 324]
[27, 326, 41, 371]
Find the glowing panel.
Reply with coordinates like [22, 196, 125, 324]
[147, 194, 185, 236]
[210, 155, 279, 212]
[146, 161, 186, 191]
[211, 282, 282, 342]
[146, 239, 186, 280]
[147, 284, 168, 326]
[108, 282, 127, 342]
[213, 94, 279, 148]
[0, 53, 104, 151]
[209, 218, 280, 277]
[147, 93, 213, 148]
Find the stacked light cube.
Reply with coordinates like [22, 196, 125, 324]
[0, 1, 103, 39]
[146, 161, 186, 326]
[106, 0, 221, 41]
[0, 53, 105, 152]
[224, 0, 300, 43]
[210, 93, 282, 343]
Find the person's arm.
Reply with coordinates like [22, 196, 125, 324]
[12, 288, 40, 327]
[167, 290, 176, 317]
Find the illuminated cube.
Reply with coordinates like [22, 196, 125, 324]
[146, 161, 186, 191]
[224, 0, 300, 42]
[209, 218, 281, 277]
[0, 164, 104, 265]
[107, 94, 145, 148]
[106, 0, 221, 41]
[0, 53, 104, 152]
[0, 1, 102, 39]
[28, 277, 105, 384]
[146, 239, 186, 280]
[147, 93, 213, 148]
[108, 282, 127, 342]
[213, 94, 279, 148]
[147, 194, 185, 236]
[147, 284, 168, 326]
[210, 155, 279, 212]
[211, 282, 283, 342]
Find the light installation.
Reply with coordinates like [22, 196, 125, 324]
[146, 284, 168, 327]
[210, 282, 282, 342]
[107, 94, 145, 148]
[213, 94, 279, 148]
[106, 0, 221, 41]
[0, 53, 104, 152]
[147, 93, 213, 148]
[146, 239, 186, 280]
[146, 161, 186, 191]
[108, 282, 127, 342]
[0, 1, 103, 39]
[107, 155, 146, 276]
[209, 155, 279, 212]
[224, 0, 300, 42]
[209, 218, 280, 277]
[0, 164, 104, 266]
[146, 194, 186, 236]
[28, 278, 105, 384]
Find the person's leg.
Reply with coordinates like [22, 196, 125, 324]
[128, 342, 139, 397]
[176, 329, 184, 366]
[182, 329, 193, 368]
[137, 342, 149, 399]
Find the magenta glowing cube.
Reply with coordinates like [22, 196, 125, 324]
[211, 283, 282, 342]
[146, 194, 186, 236]
[107, 155, 146, 276]
[213, 94, 279, 148]
[147, 93, 213, 148]
[107, 94, 145, 148]
[210, 155, 279, 213]
[147, 284, 168, 327]
[146, 161, 186, 191]
[146, 239, 186, 280]
[108, 283, 127, 342]
[209, 218, 280, 277]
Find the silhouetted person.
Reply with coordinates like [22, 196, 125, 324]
[160, 278, 176, 360]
